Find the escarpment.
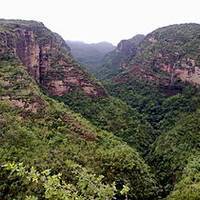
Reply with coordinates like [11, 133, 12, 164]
[0, 19, 106, 97]
[101, 24, 200, 93]
[126, 24, 200, 88]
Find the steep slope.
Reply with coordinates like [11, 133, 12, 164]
[166, 154, 200, 200]
[0, 19, 106, 97]
[105, 23, 200, 129]
[117, 23, 200, 89]
[149, 110, 200, 198]
[97, 34, 145, 79]
[66, 40, 115, 73]
[102, 23, 200, 199]
[0, 59, 157, 199]
[55, 91, 156, 154]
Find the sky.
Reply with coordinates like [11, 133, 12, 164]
[1, 0, 200, 45]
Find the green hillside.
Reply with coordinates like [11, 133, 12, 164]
[0, 19, 159, 200]
[54, 91, 156, 154]
[0, 59, 157, 199]
[2, 19, 200, 200]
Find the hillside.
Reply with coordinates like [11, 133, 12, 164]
[0, 19, 106, 98]
[55, 90, 156, 154]
[114, 23, 200, 90]
[0, 20, 158, 199]
[66, 40, 115, 73]
[101, 23, 200, 199]
[2, 19, 200, 200]
[104, 23, 200, 127]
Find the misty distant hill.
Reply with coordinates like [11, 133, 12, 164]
[66, 40, 115, 72]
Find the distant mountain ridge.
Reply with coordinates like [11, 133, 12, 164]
[66, 40, 115, 72]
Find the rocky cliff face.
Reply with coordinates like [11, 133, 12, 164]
[0, 19, 106, 97]
[122, 24, 200, 88]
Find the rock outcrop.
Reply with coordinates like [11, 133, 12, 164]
[114, 23, 200, 91]
[0, 19, 106, 97]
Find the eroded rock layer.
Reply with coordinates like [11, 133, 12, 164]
[0, 19, 106, 97]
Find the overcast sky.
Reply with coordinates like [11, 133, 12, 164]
[1, 0, 200, 45]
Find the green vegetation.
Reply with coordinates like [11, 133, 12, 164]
[0, 60, 157, 199]
[1, 162, 116, 200]
[105, 79, 200, 131]
[103, 75, 200, 198]
[167, 155, 200, 200]
[55, 90, 156, 154]
[2, 21, 200, 200]
[149, 110, 200, 196]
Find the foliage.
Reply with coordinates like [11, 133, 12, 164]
[55, 90, 156, 154]
[0, 162, 116, 199]
[167, 155, 200, 200]
[148, 110, 200, 197]
[105, 79, 200, 132]
[0, 60, 157, 199]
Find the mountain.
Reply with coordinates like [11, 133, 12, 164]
[96, 34, 145, 79]
[66, 40, 115, 72]
[2, 19, 200, 200]
[115, 23, 200, 90]
[101, 23, 200, 199]
[0, 19, 158, 156]
[0, 19, 106, 98]
[0, 19, 158, 199]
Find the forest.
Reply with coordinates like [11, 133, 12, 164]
[0, 19, 200, 200]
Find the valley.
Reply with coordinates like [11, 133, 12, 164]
[1, 19, 200, 200]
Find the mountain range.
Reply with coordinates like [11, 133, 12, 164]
[1, 19, 200, 200]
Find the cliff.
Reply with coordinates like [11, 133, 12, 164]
[0, 19, 106, 97]
[123, 23, 200, 88]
